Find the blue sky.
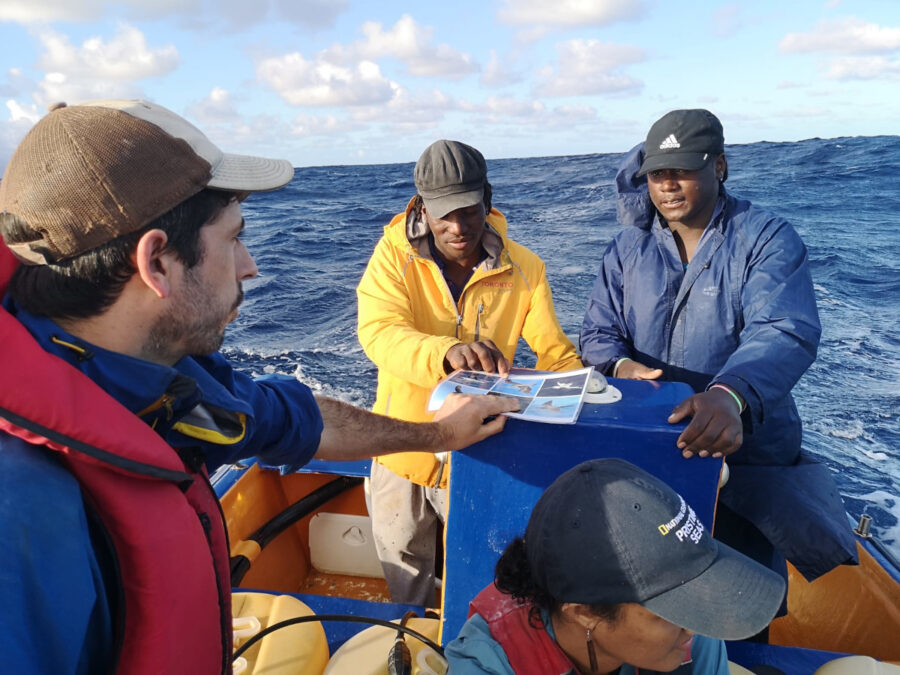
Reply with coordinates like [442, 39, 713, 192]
[1, 0, 898, 168]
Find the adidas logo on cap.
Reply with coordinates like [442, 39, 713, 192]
[659, 134, 680, 150]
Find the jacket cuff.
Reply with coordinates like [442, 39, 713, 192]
[711, 375, 762, 425]
[579, 353, 618, 377]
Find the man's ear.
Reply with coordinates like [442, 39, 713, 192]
[716, 154, 728, 182]
[134, 229, 176, 299]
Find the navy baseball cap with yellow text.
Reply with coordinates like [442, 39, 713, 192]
[525, 458, 785, 640]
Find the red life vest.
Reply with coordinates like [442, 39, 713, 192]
[0, 246, 232, 674]
[469, 584, 576, 675]
[469, 584, 695, 675]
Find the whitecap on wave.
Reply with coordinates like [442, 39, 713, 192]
[825, 419, 865, 440]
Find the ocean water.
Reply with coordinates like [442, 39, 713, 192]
[228, 136, 900, 558]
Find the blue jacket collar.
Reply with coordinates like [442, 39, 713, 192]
[6, 298, 250, 441]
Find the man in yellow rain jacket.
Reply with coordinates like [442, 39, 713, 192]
[357, 140, 582, 605]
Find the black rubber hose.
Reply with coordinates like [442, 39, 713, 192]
[231, 614, 445, 661]
[230, 475, 363, 586]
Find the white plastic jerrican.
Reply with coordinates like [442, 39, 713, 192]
[232, 615, 261, 640]
[417, 647, 447, 675]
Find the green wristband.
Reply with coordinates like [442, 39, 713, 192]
[710, 384, 744, 413]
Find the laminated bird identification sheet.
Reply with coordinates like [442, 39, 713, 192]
[427, 366, 594, 424]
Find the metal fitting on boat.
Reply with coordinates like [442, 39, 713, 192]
[854, 514, 872, 538]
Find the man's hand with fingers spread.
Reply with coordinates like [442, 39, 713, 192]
[434, 393, 520, 449]
[444, 340, 511, 377]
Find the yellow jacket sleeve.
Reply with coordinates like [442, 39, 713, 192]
[357, 232, 459, 391]
[519, 256, 583, 373]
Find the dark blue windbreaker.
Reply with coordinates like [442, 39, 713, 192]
[580, 144, 857, 580]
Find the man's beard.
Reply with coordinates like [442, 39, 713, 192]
[142, 272, 242, 364]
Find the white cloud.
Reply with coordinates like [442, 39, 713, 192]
[0, 0, 345, 29]
[0, 103, 41, 172]
[350, 87, 457, 133]
[481, 96, 544, 119]
[289, 114, 364, 137]
[7, 100, 41, 123]
[534, 40, 644, 97]
[197, 113, 297, 160]
[780, 17, 900, 81]
[257, 15, 479, 109]
[0, 67, 32, 98]
[0, 0, 115, 23]
[480, 50, 523, 88]
[186, 87, 240, 123]
[0, 0, 196, 24]
[29, 25, 177, 105]
[37, 25, 178, 81]
[780, 17, 900, 54]
[257, 53, 397, 106]
[266, 0, 347, 29]
[35, 73, 144, 106]
[210, 0, 348, 31]
[498, 0, 644, 26]
[825, 56, 900, 80]
[513, 26, 551, 45]
[552, 104, 597, 122]
[324, 15, 478, 81]
[457, 96, 599, 131]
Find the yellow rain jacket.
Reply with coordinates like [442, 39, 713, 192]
[357, 200, 582, 487]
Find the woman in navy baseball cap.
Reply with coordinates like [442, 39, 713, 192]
[445, 458, 785, 674]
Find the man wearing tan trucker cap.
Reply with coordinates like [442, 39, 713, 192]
[0, 100, 516, 673]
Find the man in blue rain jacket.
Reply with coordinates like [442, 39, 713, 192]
[580, 109, 856, 586]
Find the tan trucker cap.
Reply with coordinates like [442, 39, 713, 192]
[0, 99, 294, 265]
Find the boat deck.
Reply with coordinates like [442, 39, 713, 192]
[299, 571, 391, 604]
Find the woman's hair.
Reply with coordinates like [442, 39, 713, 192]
[494, 537, 621, 629]
[5, 189, 237, 320]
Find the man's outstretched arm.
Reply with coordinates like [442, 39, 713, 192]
[314, 393, 519, 462]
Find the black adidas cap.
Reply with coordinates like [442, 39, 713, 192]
[637, 109, 724, 177]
